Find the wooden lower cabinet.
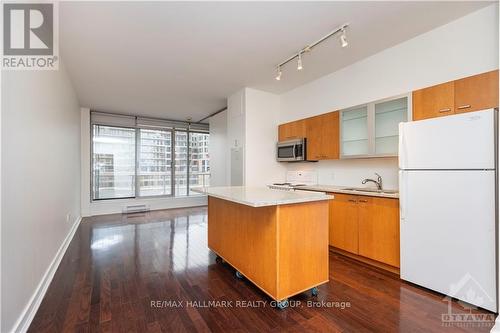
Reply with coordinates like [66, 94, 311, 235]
[357, 197, 400, 268]
[329, 193, 358, 253]
[208, 197, 329, 301]
[328, 193, 400, 270]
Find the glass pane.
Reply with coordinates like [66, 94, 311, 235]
[342, 106, 369, 156]
[375, 136, 399, 155]
[138, 129, 172, 196]
[92, 125, 135, 199]
[175, 131, 188, 196]
[278, 146, 294, 158]
[375, 97, 407, 154]
[189, 132, 210, 195]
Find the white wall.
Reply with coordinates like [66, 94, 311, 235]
[209, 110, 228, 186]
[1, 62, 82, 333]
[279, 4, 499, 188]
[80, 108, 207, 217]
[287, 158, 399, 189]
[244, 88, 286, 186]
[226, 89, 245, 185]
[224, 88, 286, 187]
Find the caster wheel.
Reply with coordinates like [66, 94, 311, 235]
[215, 255, 224, 264]
[276, 299, 289, 309]
[235, 271, 243, 279]
[311, 287, 319, 297]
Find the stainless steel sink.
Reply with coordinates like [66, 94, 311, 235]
[341, 187, 398, 194]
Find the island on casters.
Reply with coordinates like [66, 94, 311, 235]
[197, 186, 332, 309]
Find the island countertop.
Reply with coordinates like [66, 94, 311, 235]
[194, 186, 333, 207]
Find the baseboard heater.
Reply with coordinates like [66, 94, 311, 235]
[123, 204, 150, 214]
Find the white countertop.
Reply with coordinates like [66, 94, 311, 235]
[296, 185, 399, 199]
[194, 186, 333, 207]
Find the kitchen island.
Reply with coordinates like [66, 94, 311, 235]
[196, 186, 332, 308]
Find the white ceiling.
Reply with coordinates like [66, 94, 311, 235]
[60, 1, 492, 122]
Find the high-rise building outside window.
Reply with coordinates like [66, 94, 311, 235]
[138, 129, 172, 196]
[92, 125, 136, 199]
[91, 115, 209, 200]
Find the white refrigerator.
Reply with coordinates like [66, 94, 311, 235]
[399, 109, 497, 312]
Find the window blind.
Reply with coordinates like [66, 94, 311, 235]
[90, 111, 209, 132]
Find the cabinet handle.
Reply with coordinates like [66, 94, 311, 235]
[438, 108, 451, 113]
[358, 199, 368, 203]
[457, 105, 471, 110]
[348, 199, 357, 203]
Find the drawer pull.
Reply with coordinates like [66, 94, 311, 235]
[358, 199, 368, 203]
[438, 108, 451, 113]
[457, 105, 471, 110]
[348, 199, 357, 203]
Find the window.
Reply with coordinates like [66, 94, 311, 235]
[138, 129, 172, 196]
[92, 125, 136, 200]
[91, 117, 209, 200]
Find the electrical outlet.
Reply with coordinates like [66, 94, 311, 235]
[66, 213, 71, 223]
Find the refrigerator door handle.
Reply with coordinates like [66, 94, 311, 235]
[398, 123, 406, 169]
[399, 170, 406, 222]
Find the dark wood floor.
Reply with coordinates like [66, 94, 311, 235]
[29, 206, 496, 332]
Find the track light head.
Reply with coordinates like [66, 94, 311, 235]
[340, 29, 348, 48]
[297, 52, 303, 70]
[275, 66, 282, 81]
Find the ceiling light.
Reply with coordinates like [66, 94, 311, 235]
[297, 52, 303, 71]
[340, 29, 348, 48]
[274, 23, 349, 80]
[275, 66, 282, 81]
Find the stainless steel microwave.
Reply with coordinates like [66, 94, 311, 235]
[277, 138, 306, 162]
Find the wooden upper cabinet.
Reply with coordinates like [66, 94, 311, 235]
[278, 119, 306, 141]
[412, 82, 455, 121]
[357, 197, 400, 268]
[306, 115, 323, 160]
[412, 70, 499, 121]
[328, 193, 358, 254]
[306, 111, 339, 160]
[454, 70, 499, 114]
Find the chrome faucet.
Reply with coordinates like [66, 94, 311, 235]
[362, 173, 383, 191]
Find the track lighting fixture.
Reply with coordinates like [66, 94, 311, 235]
[274, 23, 349, 81]
[297, 52, 303, 70]
[340, 29, 348, 48]
[275, 66, 282, 81]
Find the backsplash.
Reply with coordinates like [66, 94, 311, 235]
[285, 157, 399, 190]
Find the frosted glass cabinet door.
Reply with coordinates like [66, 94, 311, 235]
[341, 106, 369, 156]
[375, 97, 408, 155]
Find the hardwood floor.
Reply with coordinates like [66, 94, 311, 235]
[29, 206, 496, 332]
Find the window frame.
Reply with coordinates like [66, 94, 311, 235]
[187, 130, 211, 195]
[90, 121, 209, 202]
[174, 129, 189, 196]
